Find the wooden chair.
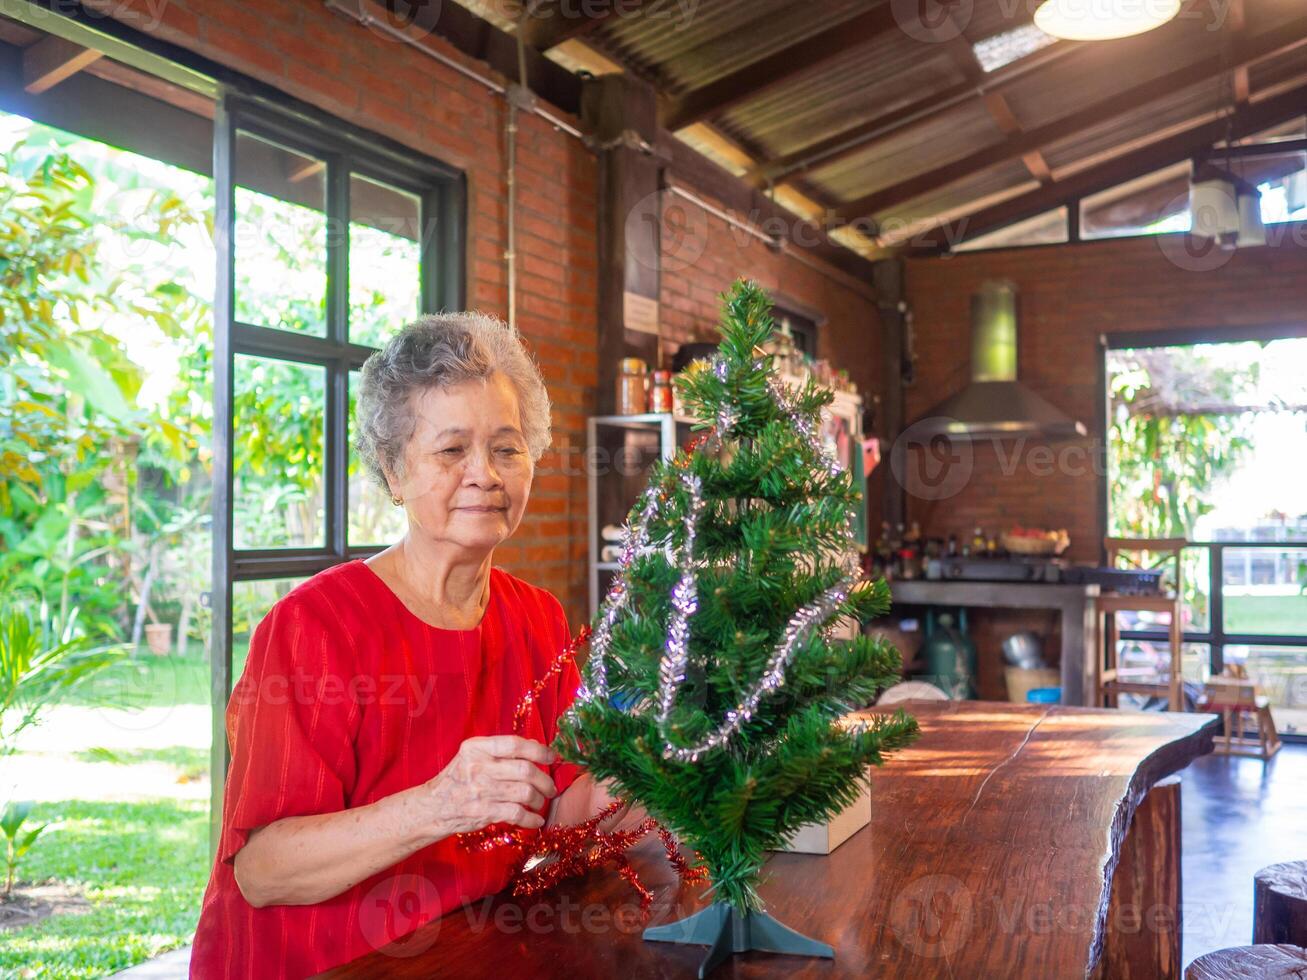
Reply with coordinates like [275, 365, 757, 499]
[1199, 667, 1282, 759]
[1095, 538, 1186, 712]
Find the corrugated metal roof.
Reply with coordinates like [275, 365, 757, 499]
[594, 0, 870, 94]
[999, 24, 1225, 131]
[1041, 77, 1228, 172]
[807, 103, 1003, 203]
[445, 0, 1307, 252]
[718, 38, 963, 159]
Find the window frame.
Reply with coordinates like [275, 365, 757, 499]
[1099, 325, 1307, 738]
[211, 92, 466, 847]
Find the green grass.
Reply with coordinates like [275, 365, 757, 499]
[61, 655, 209, 710]
[70, 746, 209, 782]
[1223, 595, 1307, 638]
[0, 797, 208, 979]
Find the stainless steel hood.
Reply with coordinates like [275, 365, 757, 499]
[911, 280, 1087, 441]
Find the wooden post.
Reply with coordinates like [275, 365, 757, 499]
[583, 74, 664, 413]
[1099, 776, 1182, 979]
[872, 258, 906, 531]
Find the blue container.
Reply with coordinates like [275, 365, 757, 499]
[1026, 687, 1061, 705]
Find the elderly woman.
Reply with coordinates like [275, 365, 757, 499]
[191, 313, 625, 979]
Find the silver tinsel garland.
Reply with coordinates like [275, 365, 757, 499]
[577, 352, 861, 764]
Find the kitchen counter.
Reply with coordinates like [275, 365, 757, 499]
[891, 579, 1101, 706]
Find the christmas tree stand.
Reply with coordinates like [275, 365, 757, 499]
[643, 902, 834, 978]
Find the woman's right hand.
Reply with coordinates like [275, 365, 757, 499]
[422, 735, 559, 836]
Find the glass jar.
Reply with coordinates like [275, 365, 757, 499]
[649, 370, 673, 414]
[616, 357, 648, 414]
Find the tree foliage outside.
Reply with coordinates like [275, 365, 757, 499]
[0, 112, 420, 973]
[557, 281, 917, 915]
[1, 114, 416, 657]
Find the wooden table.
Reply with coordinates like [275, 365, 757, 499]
[328, 702, 1217, 980]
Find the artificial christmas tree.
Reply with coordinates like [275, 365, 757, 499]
[556, 279, 918, 977]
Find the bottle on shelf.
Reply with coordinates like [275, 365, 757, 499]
[970, 526, 986, 557]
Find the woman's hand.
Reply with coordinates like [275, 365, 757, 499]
[233, 735, 559, 908]
[421, 735, 559, 836]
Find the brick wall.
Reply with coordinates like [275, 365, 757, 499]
[659, 199, 883, 400]
[95, 0, 878, 625]
[903, 225, 1307, 563]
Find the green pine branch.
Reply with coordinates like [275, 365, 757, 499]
[558, 278, 918, 915]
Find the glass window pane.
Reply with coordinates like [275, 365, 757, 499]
[232, 577, 311, 685]
[234, 355, 325, 549]
[234, 132, 328, 335]
[1182, 547, 1211, 634]
[1220, 645, 1307, 737]
[348, 370, 407, 546]
[349, 174, 422, 347]
[1223, 547, 1307, 637]
[1113, 641, 1210, 710]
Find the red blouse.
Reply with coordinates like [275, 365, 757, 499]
[190, 561, 582, 980]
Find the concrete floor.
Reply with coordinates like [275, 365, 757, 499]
[1181, 741, 1307, 966]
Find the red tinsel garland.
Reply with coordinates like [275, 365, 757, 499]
[457, 626, 707, 909]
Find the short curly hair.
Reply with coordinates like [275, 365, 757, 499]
[354, 312, 552, 490]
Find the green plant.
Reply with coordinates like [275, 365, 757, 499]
[557, 281, 917, 916]
[0, 595, 124, 758]
[2, 800, 48, 900]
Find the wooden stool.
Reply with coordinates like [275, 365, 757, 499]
[1200, 674, 1282, 759]
[1255, 862, 1307, 946]
[1186, 944, 1307, 978]
[1096, 538, 1186, 712]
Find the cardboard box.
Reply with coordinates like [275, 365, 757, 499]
[774, 777, 871, 855]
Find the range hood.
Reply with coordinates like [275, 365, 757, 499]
[911, 280, 1087, 440]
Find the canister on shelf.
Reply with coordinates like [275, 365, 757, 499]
[649, 369, 674, 413]
[616, 357, 648, 414]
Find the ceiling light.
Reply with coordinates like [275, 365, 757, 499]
[1032, 0, 1181, 41]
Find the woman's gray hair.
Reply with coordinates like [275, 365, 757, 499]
[355, 311, 552, 488]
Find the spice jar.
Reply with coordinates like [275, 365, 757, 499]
[649, 370, 673, 414]
[616, 357, 648, 414]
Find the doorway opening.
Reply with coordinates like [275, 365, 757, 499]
[1104, 331, 1307, 736]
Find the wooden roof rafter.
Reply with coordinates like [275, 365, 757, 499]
[659, 4, 902, 132]
[742, 39, 1079, 189]
[515, 0, 648, 53]
[838, 14, 1307, 224]
[900, 76, 1307, 254]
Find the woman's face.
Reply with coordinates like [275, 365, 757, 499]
[390, 372, 534, 556]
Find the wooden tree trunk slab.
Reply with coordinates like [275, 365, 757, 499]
[1185, 944, 1307, 979]
[1254, 861, 1307, 947]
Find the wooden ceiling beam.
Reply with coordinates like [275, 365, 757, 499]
[22, 34, 102, 95]
[1229, 0, 1250, 103]
[660, 4, 900, 132]
[745, 40, 1079, 187]
[901, 78, 1307, 254]
[942, 19, 1055, 187]
[838, 15, 1307, 222]
[517, 0, 644, 52]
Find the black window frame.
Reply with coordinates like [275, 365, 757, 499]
[211, 91, 466, 848]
